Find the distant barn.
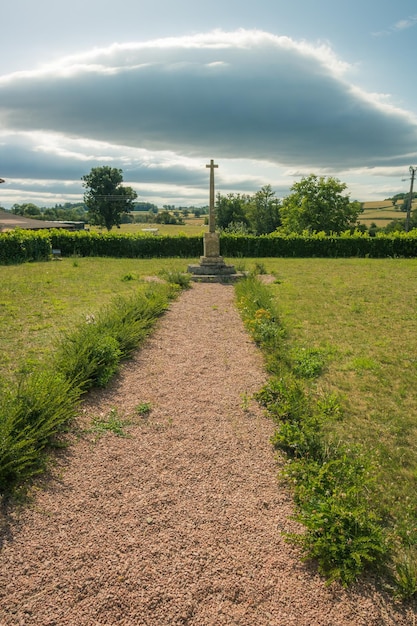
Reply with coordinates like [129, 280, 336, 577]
[0, 209, 85, 232]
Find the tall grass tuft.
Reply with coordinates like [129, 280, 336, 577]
[55, 283, 175, 391]
[0, 372, 80, 493]
[0, 281, 181, 499]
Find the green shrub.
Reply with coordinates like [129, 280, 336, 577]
[158, 268, 192, 289]
[55, 283, 174, 391]
[291, 347, 326, 379]
[49, 230, 202, 258]
[4, 229, 417, 265]
[0, 372, 79, 492]
[236, 275, 390, 587]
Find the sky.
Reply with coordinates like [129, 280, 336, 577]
[0, 0, 417, 209]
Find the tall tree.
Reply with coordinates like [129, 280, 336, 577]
[215, 192, 251, 230]
[280, 175, 361, 234]
[246, 185, 281, 235]
[82, 167, 137, 231]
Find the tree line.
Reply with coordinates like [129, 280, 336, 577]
[216, 175, 362, 235]
[6, 166, 415, 235]
[10, 202, 88, 223]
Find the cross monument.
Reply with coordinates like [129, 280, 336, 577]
[202, 159, 221, 260]
[187, 159, 241, 281]
[206, 159, 218, 233]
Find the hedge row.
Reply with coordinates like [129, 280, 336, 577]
[2, 229, 417, 263]
[220, 232, 417, 258]
[0, 230, 52, 264]
[49, 230, 203, 258]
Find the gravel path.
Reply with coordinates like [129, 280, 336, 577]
[0, 282, 415, 625]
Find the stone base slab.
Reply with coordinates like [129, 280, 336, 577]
[188, 272, 247, 283]
[188, 261, 236, 276]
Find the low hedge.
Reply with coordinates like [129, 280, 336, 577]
[2, 229, 417, 264]
[49, 231, 203, 258]
[0, 229, 51, 264]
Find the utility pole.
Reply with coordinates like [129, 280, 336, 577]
[405, 166, 416, 232]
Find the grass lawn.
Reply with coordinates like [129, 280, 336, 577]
[259, 257, 417, 546]
[0, 257, 197, 379]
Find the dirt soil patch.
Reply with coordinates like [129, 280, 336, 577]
[0, 283, 415, 625]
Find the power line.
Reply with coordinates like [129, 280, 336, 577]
[405, 166, 416, 232]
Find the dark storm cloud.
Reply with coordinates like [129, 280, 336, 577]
[1, 31, 416, 170]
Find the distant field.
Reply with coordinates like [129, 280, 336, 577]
[94, 206, 417, 232]
[359, 200, 416, 227]
[91, 217, 207, 236]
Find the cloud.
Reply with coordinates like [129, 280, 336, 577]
[373, 14, 417, 36]
[0, 29, 416, 175]
[394, 14, 417, 31]
[0, 30, 416, 208]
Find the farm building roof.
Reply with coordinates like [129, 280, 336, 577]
[0, 209, 81, 231]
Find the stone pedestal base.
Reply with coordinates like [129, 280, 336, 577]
[203, 231, 220, 258]
[187, 231, 246, 282]
[187, 255, 246, 283]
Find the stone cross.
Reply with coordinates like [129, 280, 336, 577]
[206, 159, 218, 233]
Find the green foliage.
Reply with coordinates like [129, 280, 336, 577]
[11, 202, 87, 223]
[251, 261, 267, 275]
[57, 326, 122, 389]
[237, 276, 390, 587]
[0, 281, 180, 498]
[279, 175, 362, 235]
[236, 277, 286, 371]
[216, 192, 251, 230]
[247, 185, 282, 235]
[392, 552, 417, 599]
[11, 203, 42, 217]
[285, 456, 387, 586]
[136, 402, 152, 417]
[55, 283, 174, 390]
[0, 229, 51, 264]
[121, 272, 137, 281]
[291, 347, 326, 379]
[0, 371, 80, 493]
[82, 166, 138, 231]
[216, 185, 280, 235]
[89, 408, 130, 438]
[158, 268, 192, 289]
[154, 210, 185, 225]
[236, 275, 279, 322]
[221, 221, 251, 235]
[4, 229, 417, 266]
[220, 231, 417, 259]
[48, 230, 203, 258]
